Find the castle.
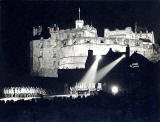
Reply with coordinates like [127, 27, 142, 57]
[30, 8, 156, 77]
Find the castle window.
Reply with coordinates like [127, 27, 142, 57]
[38, 50, 43, 58]
[73, 41, 77, 44]
[100, 40, 104, 43]
[124, 39, 129, 45]
[63, 40, 67, 46]
[135, 42, 140, 46]
[64, 42, 66, 46]
[39, 42, 43, 48]
[87, 40, 90, 43]
[53, 53, 56, 58]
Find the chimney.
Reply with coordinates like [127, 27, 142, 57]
[88, 50, 93, 57]
[126, 45, 130, 58]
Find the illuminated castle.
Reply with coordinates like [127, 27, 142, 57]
[30, 8, 156, 77]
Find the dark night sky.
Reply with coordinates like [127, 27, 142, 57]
[0, 1, 160, 77]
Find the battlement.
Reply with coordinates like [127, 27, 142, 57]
[104, 27, 155, 44]
[33, 26, 42, 37]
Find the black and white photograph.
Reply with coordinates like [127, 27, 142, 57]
[0, 0, 160, 121]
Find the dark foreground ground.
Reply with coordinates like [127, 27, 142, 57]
[0, 91, 159, 122]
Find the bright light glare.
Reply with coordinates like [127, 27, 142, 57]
[96, 54, 125, 82]
[111, 86, 119, 95]
[96, 55, 102, 61]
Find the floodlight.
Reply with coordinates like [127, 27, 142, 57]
[111, 85, 119, 95]
[96, 55, 102, 61]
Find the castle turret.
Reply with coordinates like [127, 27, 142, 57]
[33, 26, 42, 36]
[151, 31, 155, 44]
[135, 22, 137, 33]
[75, 8, 84, 29]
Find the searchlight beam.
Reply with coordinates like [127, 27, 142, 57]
[96, 55, 125, 83]
[79, 55, 101, 84]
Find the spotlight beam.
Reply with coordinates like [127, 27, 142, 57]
[96, 55, 125, 83]
[96, 55, 102, 61]
[79, 55, 102, 85]
[79, 59, 99, 84]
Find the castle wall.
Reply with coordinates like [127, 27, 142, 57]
[30, 38, 59, 77]
[30, 21, 155, 77]
[30, 36, 154, 77]
[30, 40, 41, 76]
[104, 28, 155, 45]
[58, 43, 154, 69]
